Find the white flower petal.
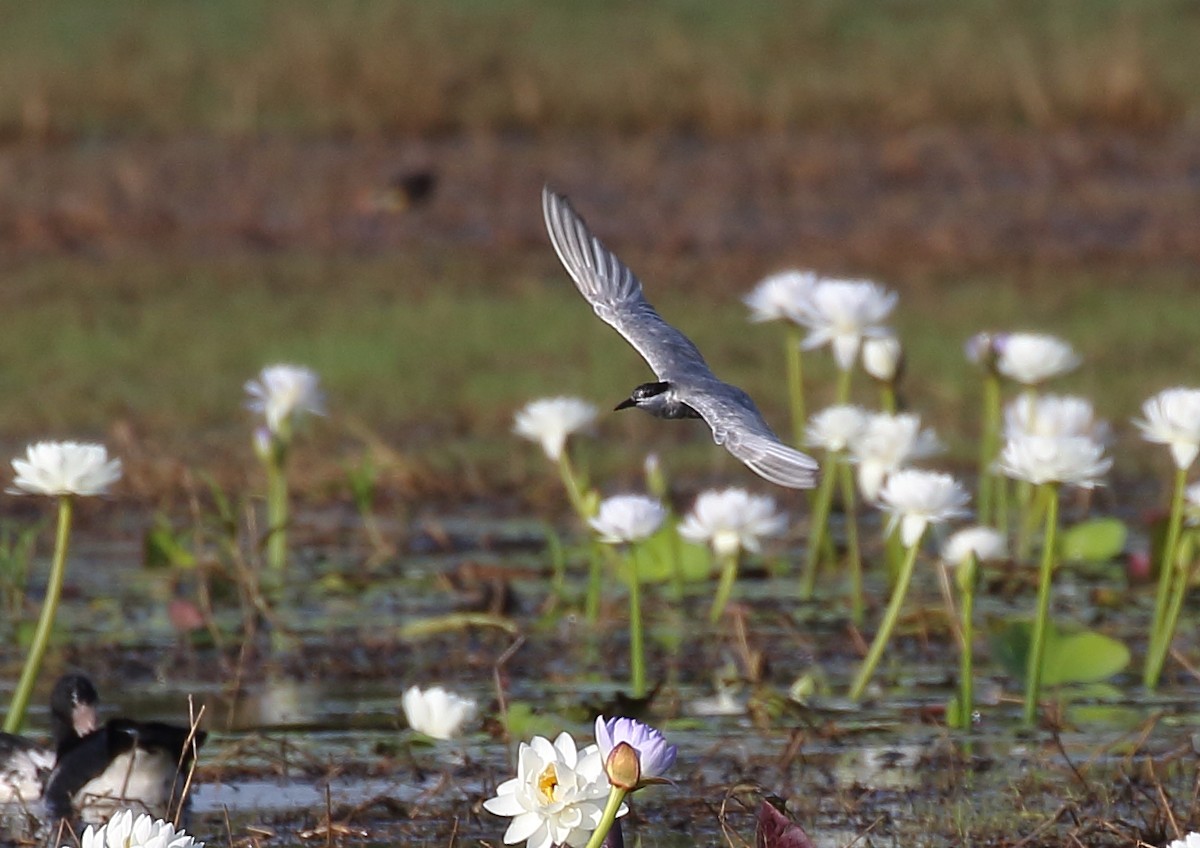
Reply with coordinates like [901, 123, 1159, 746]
[677, 488, 786, 557]
[245, 364, 323, 434]
[589, 495, 665, 544]
[402, 685, 475, 740]
[514, 397, 598, 461]
[878, 469, 971, 548]
[994, 333, 1079, 385]
[9, 441, 122, 497]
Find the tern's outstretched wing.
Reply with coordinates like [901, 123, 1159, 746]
[683, 380, 821, 489]
[543, 188, 715, 382]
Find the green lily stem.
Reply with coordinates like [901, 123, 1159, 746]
[785, 328, 807, 448]
[849, 535, 921, 701]
[265, 449, 289, 575]
[1144, 528, 1198, 688]
[557, 451, 594, 522]
[1147, 466, 1188, 665]
[1023, 483, 1060, 726]
[627, 547, 646, 698]
[977, 373, 1001, 525]
[835, 365, 853, 406]
[800, 454, 838, 599]
[957, 554, 978, 730]
[837, 459, 863, 625]
[879, 384, 897, 415]
[582, 786, 629, 848]
[5, 496, 73, 733]
[710, 549, 740, 623]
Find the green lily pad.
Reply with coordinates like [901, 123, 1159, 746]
[617, 527, 711, 584]
[989, 619, 1130, 686]
[1058, 517, 1127, 564]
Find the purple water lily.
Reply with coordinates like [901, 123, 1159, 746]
[594, 716, 677, 784]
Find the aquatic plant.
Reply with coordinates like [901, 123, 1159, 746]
[940, 526, 1007, 728]
[1003, 393, 1107, 561]
[743, 270, 817, 445]
[401, 685, 476, 741]
[861, 334, 902, 414]
[1134, 387, 1200, 689]
[483, 731, 622, 848]
[245, 364, 323, 578]
[585, 717, 676, 848]
[4, 441, 121, 733]
[993, 332, 1080, 387]
[71, 808, 203, 848]
[966, 332, 1005, 527]
[850, 469, 969, 700]
[514, 397, 599, 517]
[793, 278, 898, 404]
[801, 405, 869, 614]
[677, 488, 786, 622]
[849, 412, 940, 504]
[589, 494, 667, 697]
[998, 431, 1110, 724]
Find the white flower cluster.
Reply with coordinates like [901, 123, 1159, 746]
[484, 717, 675, 848]
[745, 271, 899, 373]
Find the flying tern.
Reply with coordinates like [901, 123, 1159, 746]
[542, 187, 820, 489]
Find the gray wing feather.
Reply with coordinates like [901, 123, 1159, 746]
[682, 383, 821, 489]
[542, 188, 714, 382]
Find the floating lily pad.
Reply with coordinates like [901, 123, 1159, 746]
[1058, 517, 1127, 564]
[990, 619, 1130, 686]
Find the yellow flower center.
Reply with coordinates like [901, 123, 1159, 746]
[536, 763, 559, 803]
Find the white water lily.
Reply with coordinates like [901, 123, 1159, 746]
[850, 412, 941, 502]
[589, 495, 666, 544]
[862, 335, 902, 382]
[994, 333, 1080, 386]
[9, 442, 122, 497]
[73, 809, 203, 848]
[245, 364, 324, 434]
[796, 279, 898, 371]
[997, 433, 1110, 488]
[677, 488, 786, 557]
[1004, 394, 1107, 441]
[482, 731, 624, 848]
[513, 397, 598, 461]
[878, 469, 971, 548]
[743, 270, 817, 323]
[805, 405, 869, 453]
[1135, 387, 1200, 470]
[401, 685, 476, 740]
[941, 526, 1008, 566]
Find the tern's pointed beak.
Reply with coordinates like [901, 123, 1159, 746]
[614, 397, 637, 411]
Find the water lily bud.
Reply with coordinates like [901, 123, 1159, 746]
[965, 332, 1003, 372]
[862, 336, 902, 383]
[604, 741, 642, 791]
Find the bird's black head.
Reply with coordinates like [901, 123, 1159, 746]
[49, 674, 100, 747]
[615, 381, 671, 411]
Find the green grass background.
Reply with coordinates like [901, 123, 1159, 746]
[2, 2, 1198, 498]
